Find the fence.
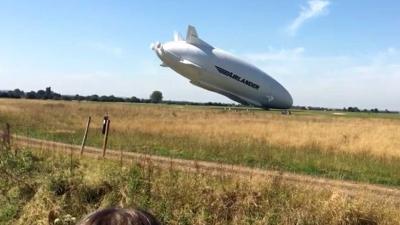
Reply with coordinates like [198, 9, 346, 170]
[2, 122, 400, 199]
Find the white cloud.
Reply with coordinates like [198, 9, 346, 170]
[287, 0, 330, 36]
[2, 45, 399, 110]
[244, 47, 305, 61]
[243, 47, 400, 110]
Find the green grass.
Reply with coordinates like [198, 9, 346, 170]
[1, 99, 400, 187]
[125, 133, 400, 186]
[1, 147, 400, 225]
[11, 126, 400, 187]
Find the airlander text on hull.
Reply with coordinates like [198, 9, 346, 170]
[151, 25, 293, 109]
[215, 66, 260, 90]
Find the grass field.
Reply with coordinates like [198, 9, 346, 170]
[1, 99, 400, 186]
[1, 147, 400, 225]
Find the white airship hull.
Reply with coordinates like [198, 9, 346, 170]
[152, 26, 293, 109]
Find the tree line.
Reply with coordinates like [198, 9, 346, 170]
[291, 105, 397, 114]
[0, 87, 237, 107]
[1, 87, 398, 113]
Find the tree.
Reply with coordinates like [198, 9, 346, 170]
[45, 87, 52, 96]
[370, 108, 379, 113]
[150, 91, 163, 103]
[12, 89, 25, 98]
[347, 107, 360, 112]
[26, 91, 37, 99]
[37, 90, 46, 99]
[87, 95, 99, 101]
[129, 96, 140, 103]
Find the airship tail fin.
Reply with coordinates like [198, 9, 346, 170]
[174, 31, 183, 41]
[186, 25, 213, 50]
[186, 25, 198, 40]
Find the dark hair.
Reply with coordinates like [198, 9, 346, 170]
[77, 208, 161, 225]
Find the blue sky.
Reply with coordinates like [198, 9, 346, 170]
[1, 0, 399, 110]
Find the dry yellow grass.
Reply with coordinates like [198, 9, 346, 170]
[2, 99, 400, 224]
[123, 112, 400, 157]
[1, 98, 399, 157]
[3, 148, 400, 225]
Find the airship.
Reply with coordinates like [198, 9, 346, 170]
[151, 25, 293, 109]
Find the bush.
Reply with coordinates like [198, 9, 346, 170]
[150, 91, 163, 103]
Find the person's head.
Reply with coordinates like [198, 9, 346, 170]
[77, 208, 161, 225]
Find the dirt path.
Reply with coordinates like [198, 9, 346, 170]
[12, 134, 400, 199]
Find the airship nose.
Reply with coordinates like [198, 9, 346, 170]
[283, 90, 293, 108]
[273, 86, 293, 109]
[152, 41, 181, 64]
[151, 41, 164, 58]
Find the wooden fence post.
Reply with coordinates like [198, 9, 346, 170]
[3, 123, 11, 150]
[70, 145, 74, 173]
[102, 119, 110, 158]
[80, 116, 91, 156]
[6, 123, 10, 145]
